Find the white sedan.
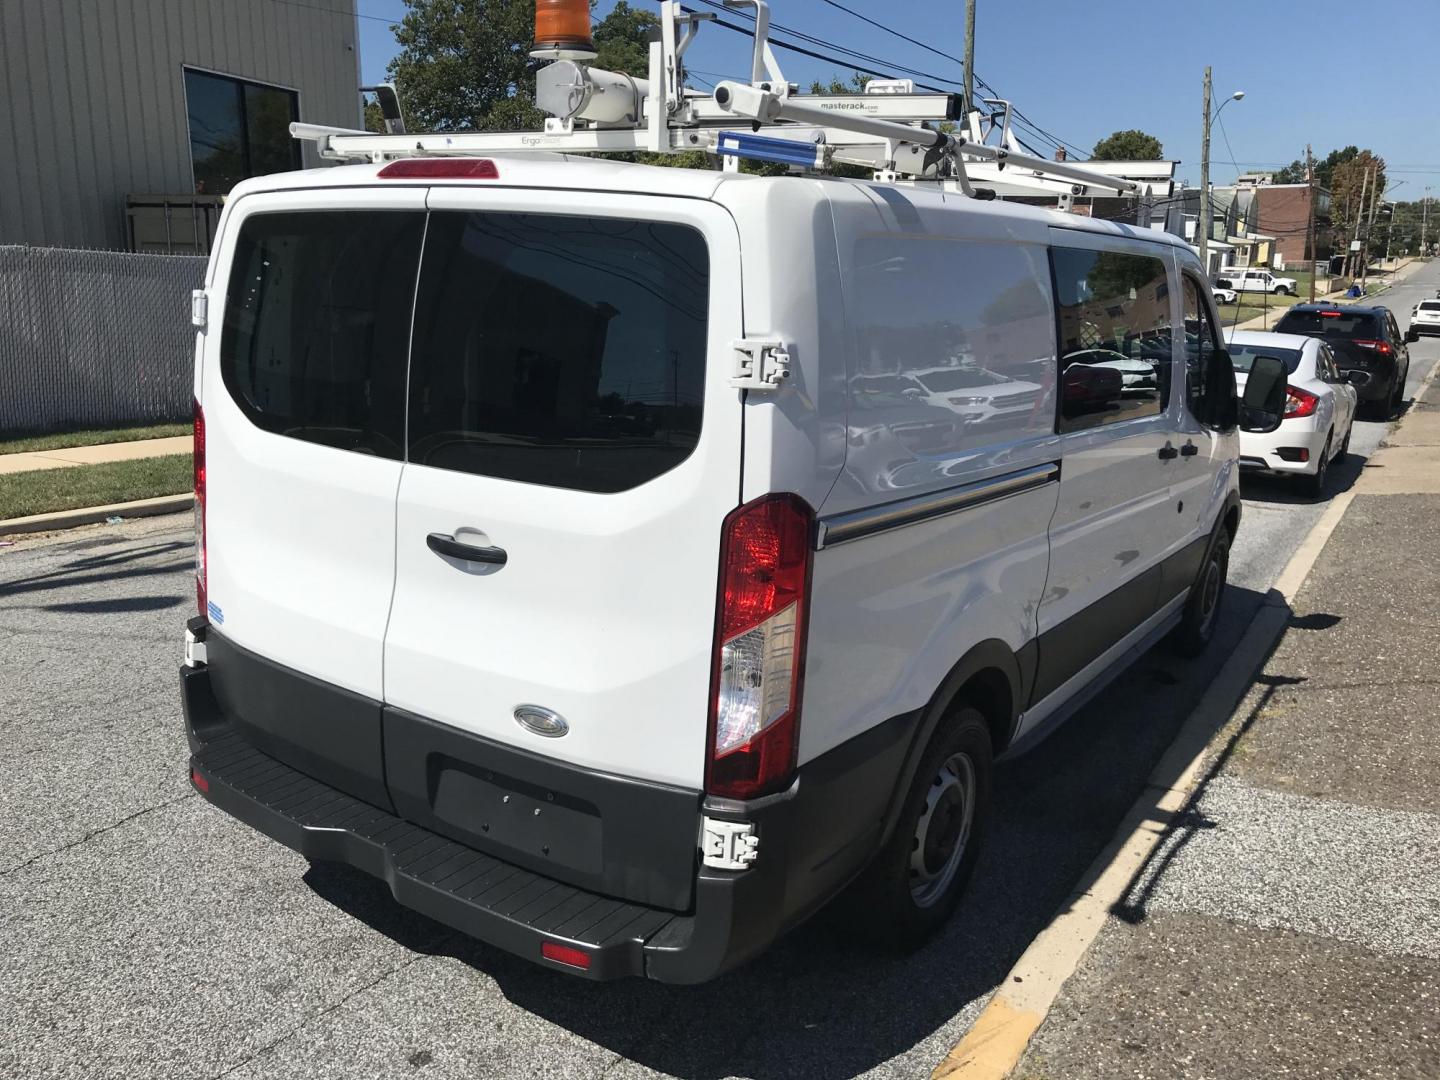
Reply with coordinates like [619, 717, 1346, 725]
[1227, 329, 1359, 497]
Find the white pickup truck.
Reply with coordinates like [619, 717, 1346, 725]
[1215, 268, 1298, 296]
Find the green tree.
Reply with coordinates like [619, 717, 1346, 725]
[593, 1, 657, 76]
[387, 0, 542, 132]
[1329, 149, 1385, 235]
[1090, 129, 1163, 161]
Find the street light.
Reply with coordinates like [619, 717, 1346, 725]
[1198, 74, 1245, 276]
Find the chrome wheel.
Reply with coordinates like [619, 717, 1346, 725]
[910, 752, 976, 908]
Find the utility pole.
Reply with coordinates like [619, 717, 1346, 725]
[1349, 164, 1370, 281]
[1361, 165, 1382, 287]
[962, 0, 976, 118]
[1422, 186, 1432, 257]
[1305, 143, 1317, 301]
[1198, 66, 1212, 277]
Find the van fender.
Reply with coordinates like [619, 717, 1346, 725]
[875, 638, 1025, 852]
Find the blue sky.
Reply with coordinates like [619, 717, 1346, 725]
[357, 0, 1440, 195]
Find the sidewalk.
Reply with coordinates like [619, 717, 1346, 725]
[1013, 381, 1440, 1078]
[0, 435, 191, 476]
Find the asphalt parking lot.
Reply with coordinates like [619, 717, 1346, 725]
[2, 273, 1437, 1079]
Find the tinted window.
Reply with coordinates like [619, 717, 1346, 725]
[1420, 301, 1440, 312]
[1052, 247, 1171, 432]
[407, 213, 709, 494]
[185, 69, 300, 195]
[221, 211, 425, 459]
[1228, 344, 1303, 376]
[850, 237, 1056, 445]
[1273, 311, 1381, 338]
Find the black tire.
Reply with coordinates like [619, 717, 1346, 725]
[1391, 374, 1405, 416]
[1338, 424, 1352, 459]
[1169, 527, 1230, 657]
[1274, 285, 1290, 296]
[1299, 434, 1332, 499]
[848, 708, 992, 948]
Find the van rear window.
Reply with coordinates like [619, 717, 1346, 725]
[221, 211, 425, 459]
[406, 212, 709, 493]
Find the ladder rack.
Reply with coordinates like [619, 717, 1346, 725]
[293, 0, 1145, 201]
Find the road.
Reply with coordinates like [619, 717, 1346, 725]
[1, 263, 1436, 1080]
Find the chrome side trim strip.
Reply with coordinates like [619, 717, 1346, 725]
[816, 462, 1060, 549]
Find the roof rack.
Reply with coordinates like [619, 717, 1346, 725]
[293, 0, 1144, 201]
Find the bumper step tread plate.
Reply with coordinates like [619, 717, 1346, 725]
[191, 729, 682, 979]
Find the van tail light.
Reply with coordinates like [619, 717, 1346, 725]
[1283, 385, 1319, 419]
[376, 159, 499, 180]
[194, 399, 207, 617]
[707, 494, 815, 801]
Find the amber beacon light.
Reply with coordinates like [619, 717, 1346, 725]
[531, 0, 596, 60]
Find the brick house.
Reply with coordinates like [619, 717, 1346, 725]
[1248, 182, 1332, 269]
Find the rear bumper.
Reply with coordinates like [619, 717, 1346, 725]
[181, 639, 917, 983]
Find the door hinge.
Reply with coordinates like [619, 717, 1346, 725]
[700, 816, 758, 870]
[730, 339, 791, 391]
[191, 289, 209, 330]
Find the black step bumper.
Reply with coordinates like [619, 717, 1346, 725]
[181, 653, 916, 983]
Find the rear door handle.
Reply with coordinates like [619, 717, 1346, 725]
[1158, 442, 1179, 460]
[427, 532, 508, 566]
[1180, 441, 1199, 457]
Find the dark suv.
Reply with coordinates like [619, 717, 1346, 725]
[1272, 303, 1411, 416]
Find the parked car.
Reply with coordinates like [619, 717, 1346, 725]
[907, 365, 1046, 428]
[1212, 286, 1238, 305]
[1215, 268, 1298, 296]
[1406, 298, 1440, 339]
[1226, 330, 1358, 496]
[180, 155, 1286, 983]
[1272, 303, 1412, 417]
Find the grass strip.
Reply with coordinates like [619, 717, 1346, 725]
[0, 454, 192, 520]
[0, 422, 191, 456]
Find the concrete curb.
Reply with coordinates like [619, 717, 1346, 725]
[0, 493, 193, 537]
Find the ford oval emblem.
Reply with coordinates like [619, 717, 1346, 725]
[514, 705, 568, 738]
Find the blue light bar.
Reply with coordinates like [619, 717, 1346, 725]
[716, 131, 826, 170]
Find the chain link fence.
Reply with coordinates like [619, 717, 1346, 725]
[0, 246, 205, 434]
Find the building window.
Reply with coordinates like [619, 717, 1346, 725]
[185, 69, 300, 195]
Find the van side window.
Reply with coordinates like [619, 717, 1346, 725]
[407, 212, 709, 494]
[220, 211, 425, 458]
[1050, 247, 1171, 433]
[1181, 275, 1227, 422]
[849, 236, 1056, 444]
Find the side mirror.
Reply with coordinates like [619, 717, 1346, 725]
[1343, 369, 1369, 386]
[1240, 355, 1288, 433]
[1405, 328, 1420, 343]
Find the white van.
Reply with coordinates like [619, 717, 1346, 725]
[180, 155, 1285, 982]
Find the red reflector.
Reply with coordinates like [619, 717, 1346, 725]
[190, 767, 209, 793]
[541, 942, 591, 970]
[377, 159, 499, 180]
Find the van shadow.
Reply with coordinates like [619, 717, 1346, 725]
[307, 582, 1275, 1079]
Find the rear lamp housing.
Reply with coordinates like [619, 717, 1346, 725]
[706, 493, 815, 801]
[377, 159, 499, 180]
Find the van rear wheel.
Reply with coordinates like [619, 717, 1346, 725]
[1169, 528, 1230, 657]
[848, 708, 992, 947]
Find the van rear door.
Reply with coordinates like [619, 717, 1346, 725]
[380, 190, 742, 906]
[202, 189, 427, 807]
